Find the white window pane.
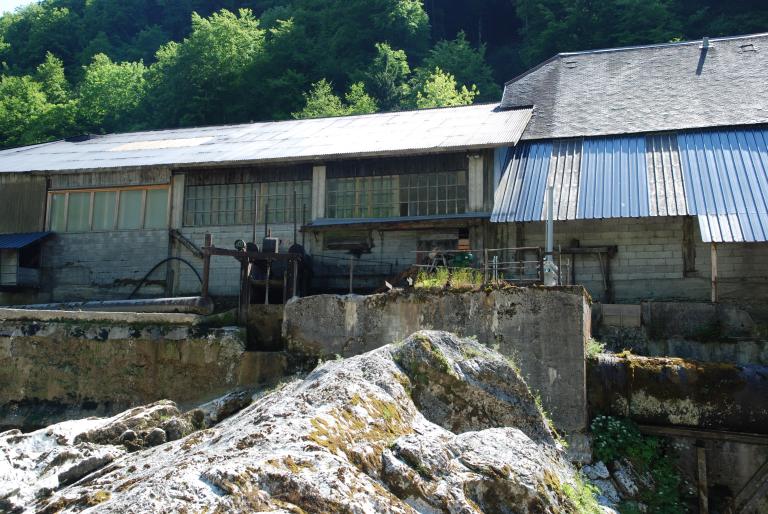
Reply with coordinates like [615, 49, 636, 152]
[118, 190, 143, 230]
[66, 192, 90, 232]
[93, 191, 116, 230]
[145, 189, 168, 229]
[50, 194, 66, 231]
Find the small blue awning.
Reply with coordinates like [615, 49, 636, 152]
[0, 232, 52, 250]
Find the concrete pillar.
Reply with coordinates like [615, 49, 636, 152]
[468, 153, 484, 212]
[170, 173, 185, 229]
[311, 165, 326, 220]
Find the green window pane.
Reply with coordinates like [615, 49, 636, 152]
[93, 191, 116, 230]
[66, 192, 91, 232]
[50, 194, 66, 232]
[145, 189, 168, 229]
[118, 190, 143, 230]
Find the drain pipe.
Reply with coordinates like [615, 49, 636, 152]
[543, 185, 558, 286]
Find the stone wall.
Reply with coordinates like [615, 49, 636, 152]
[283, 287, 590, 432]
[0, 317, 286, 430]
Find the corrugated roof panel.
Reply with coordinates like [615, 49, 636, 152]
[0, 231, 52, 249]
[490, 141, 553, 222]
[0, 104, 533, 173]
[549, 138, 582, 220]
[646, 133, 687, 216]
[679, 128, 768, 242]
[577, 136, 649, 219]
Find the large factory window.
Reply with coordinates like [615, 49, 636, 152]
[183, 180, 312, 227]
[47, 186, 169, 232]
[326, 170, 467, 219]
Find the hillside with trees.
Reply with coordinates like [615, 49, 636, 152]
[1, 0, 767, 149]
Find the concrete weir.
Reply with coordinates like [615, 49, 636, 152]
[0, 308, 286, 431]
[283, 287, 592, 433]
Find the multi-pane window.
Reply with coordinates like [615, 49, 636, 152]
[326, 170, 467, 219]
[183, 180, 312, 227]
[48, 186, 169, 232]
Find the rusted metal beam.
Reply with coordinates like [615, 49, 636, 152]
[207, 247, 302, 262]
[711, 242, 718, 303]
[169, 229, 203, 259]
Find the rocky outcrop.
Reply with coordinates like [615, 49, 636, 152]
[1, 331, 588, 513]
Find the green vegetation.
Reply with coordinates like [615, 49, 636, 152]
[586, 338, 607, 358]
[562, 473, 601, 514]
[414, 268, 484, 289]
[591, 416, 686, 514]
[1, 0, 765, 148]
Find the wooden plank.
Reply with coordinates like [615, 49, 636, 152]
[207, 247, 302, 262]
[201, 233, 212, 297]
[734, 458, 768, 513]
[711, 243, 718, 303]
[698, 446, 709, 514]
[638, 424, 768, 446]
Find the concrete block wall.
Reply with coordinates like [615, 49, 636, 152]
[515, 216, 768, 303]
[41, 230, 169, 301]
[517, 217, 706, 302]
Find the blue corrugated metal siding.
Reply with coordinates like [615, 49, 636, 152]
[550, 139, 582, 220]
[0, 231, 51, 249]
[679, 128, 768, 242]
[646, 133, 687, 216]
[491, 142, 552, 222]
[577, 137, 650, 219]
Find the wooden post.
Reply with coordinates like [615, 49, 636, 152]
[292, 259, 299, 299]
[282, 261, 288, 304]
[483, 248, 489, 284]
[349, 255, 354, 294]
[238, 257, 250, 324]
[697, 445, 709, 514]
[201, 233, 212, 297]
[711, 243, 718, 303]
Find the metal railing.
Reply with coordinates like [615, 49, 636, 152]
[412, 246, 572, 286]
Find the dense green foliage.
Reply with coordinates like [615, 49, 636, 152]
[0, 0, 766, 148]
[591, 416, 686, 514]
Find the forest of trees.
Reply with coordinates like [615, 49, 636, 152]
[1, 0, 767, 149]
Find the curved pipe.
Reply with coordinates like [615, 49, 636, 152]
[128, 257, 203, 299]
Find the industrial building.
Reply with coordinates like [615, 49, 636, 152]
[0, 33, 767, 306]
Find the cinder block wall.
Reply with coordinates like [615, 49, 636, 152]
[41, 230, 169, 302]
[517, 217, 768, 303]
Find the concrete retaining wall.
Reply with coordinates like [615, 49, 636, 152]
[283, 287, 590, 432]
[0, 319, 287, 431]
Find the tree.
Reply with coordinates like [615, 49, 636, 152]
[0, 75, 52, 148]
[414, 67, 477, 109]
[417, 31, 498, 102]
[360, 43, 411, 111]
[146, 9, 266, 127]
[78, 54, 146, 133]
[293, 79, 377, 119]
[35, 52, 70, 104]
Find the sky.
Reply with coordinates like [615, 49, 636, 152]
[1, 0, 36, 15]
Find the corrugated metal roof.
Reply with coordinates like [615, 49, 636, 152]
[0, 104, 533, 173]
[491, 127, 768, 242]
[492, 135, 680, 222]
[679, 128, 768, 242]
[0, 232, 51, 249]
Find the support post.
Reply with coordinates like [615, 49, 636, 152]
[238, 257, 251, 324]
[711, 243, 718, 303]
[201, 233, 212, 298]
[292, 259, 299, 299]
[697, 445, 709, 514]
[349, 255, 354, 294]
[483, 248, 489, 284]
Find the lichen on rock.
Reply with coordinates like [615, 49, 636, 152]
[1, 330, 590, 513]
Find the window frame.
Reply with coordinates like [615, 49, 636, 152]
[46, 185, 170, 233]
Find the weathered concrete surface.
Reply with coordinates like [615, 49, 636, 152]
[0, 321, 287, 430]
[284, 287, 590, 432]
[246, 304, 284, 351]
[2, 331, 585, 514]
[0, 307, 203, 325]
[588, 353, 768, 433]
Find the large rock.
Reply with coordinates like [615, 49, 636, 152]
[2, 331, 587, 513]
